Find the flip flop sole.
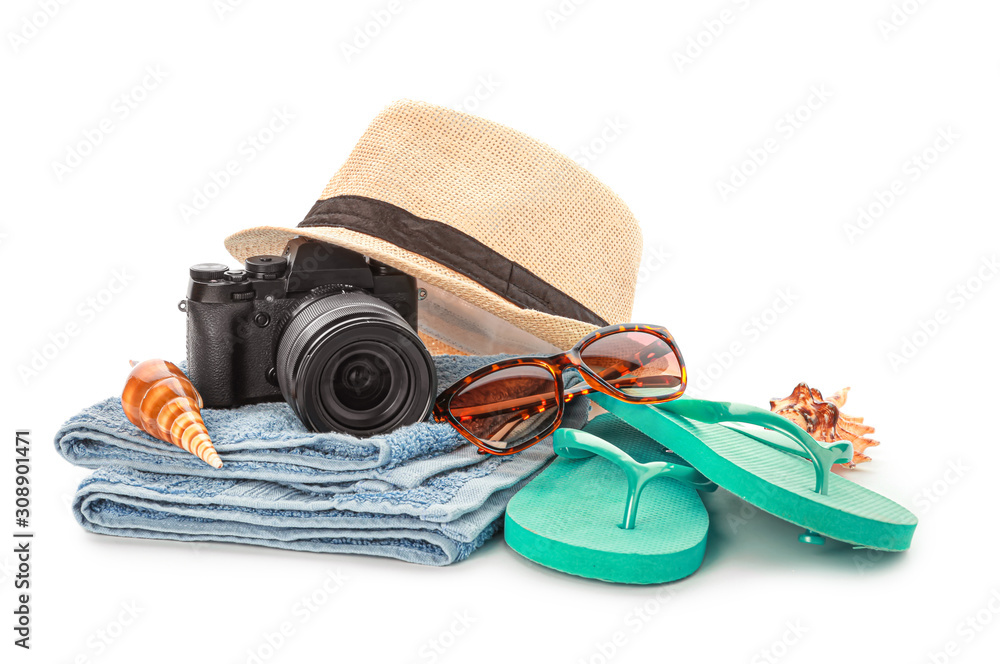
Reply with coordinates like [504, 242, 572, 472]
[594, 396, 917, 551]
[504, 416, 708, 584]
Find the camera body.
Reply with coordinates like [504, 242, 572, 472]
[184, 237, 435, 435]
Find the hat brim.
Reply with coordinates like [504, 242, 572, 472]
[224, 225, 598, 352]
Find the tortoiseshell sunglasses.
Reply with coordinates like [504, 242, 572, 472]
[433, 324, 686, 455]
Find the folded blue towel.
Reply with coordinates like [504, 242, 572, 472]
[56, 355, 587, 565]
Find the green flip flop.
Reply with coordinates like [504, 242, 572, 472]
[504, 414, 717, 584]
[590, 393, 918, 551]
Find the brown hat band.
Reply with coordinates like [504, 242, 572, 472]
[298, 195, 608, 327]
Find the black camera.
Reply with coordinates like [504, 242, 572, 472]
[182, 237, 436, 435]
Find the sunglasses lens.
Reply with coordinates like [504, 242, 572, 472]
[580, 330, 684, 399]
[448, 365, 560, 451]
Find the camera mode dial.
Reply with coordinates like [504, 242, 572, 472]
[190, 263, 229, 281]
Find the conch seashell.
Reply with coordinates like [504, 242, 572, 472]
[769, 383, 878, 468]
[121, 359, 222, 468]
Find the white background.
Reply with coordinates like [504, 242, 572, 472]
[3, 1, 999, 662]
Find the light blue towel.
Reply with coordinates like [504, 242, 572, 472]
[55, 355, 588, 566]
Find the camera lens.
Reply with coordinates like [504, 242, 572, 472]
[275, 291, 435, 436]
[332, 351, 392, 411]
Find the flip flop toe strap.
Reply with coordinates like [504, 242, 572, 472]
[553, 428, 715, 530]
[657, 398, 854, 495]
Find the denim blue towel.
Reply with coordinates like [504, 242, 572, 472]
[56, 355, 587, 566]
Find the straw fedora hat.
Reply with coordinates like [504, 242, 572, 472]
[225, 100, 643, 355]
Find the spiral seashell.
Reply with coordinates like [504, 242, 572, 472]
[770, 383, 879, 468]
[121, 359, 223, 469]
